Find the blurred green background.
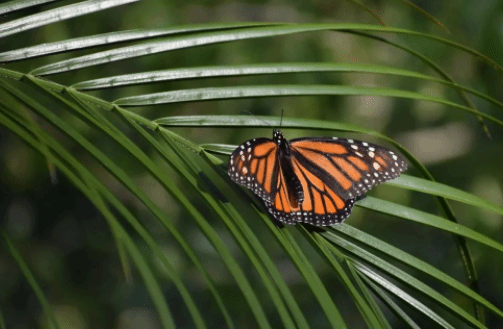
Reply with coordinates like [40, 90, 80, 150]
[1, 0, 502, 328]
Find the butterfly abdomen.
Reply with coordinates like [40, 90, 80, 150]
[278, 151, 304, 208]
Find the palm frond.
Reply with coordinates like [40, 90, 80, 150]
[1, 0, 502, 328]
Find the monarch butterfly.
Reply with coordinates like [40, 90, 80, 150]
[228, 129, 407, 226]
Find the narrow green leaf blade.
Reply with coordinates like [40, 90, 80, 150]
[355, 262, 456, 329]
[0, 23, 274, 62]
[357, 196, 503, 253]
[324, 231, 488, 328]
[0, 0, 139, 39]
[0, 0, 59, 15]
[2, 234, 61, 329]
[332, 225, 503, 318]
[390, 175, 503, 216]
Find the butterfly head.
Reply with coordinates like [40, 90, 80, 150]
[273, 129, 291, 155]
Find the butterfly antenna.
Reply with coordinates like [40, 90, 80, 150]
[279, 109, 284, 128]
[242, 110, 273, 128]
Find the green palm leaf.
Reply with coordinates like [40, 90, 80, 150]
[1, 0, 502, 328]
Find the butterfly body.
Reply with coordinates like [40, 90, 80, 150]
[228, 129, 407, 226]
[274, 130, 304, 208]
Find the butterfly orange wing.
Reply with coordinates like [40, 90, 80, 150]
[265, 156, 355, 226]
[291, 137, 407, 198]
[228, 138, 280, 203]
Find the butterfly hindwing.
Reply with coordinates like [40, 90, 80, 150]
[265, 154, 356, 226]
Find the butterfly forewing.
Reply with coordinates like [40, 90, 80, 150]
[228, 138, 279, 203]
[290, 137, 407, 200]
